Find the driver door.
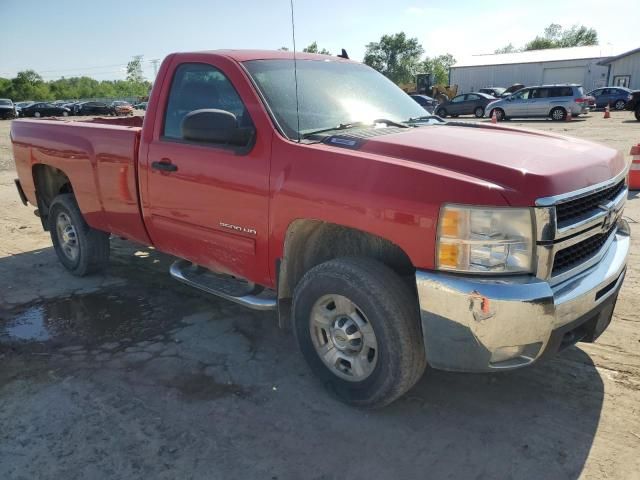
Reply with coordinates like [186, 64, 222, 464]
[142, 60, 271, 283]
[506, 89, 531, 116]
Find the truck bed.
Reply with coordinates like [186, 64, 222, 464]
[11, 117, 150, 245]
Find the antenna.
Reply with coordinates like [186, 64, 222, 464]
[290, 0, 301, 142]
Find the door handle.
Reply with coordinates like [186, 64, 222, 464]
[151, 160, 178, 172]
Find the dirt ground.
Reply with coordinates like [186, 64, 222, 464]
[1, 112, 639, 480]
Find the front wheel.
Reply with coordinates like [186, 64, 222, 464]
[437, 108, 447, 117]
[636, 107, 640, 121]
[34, 111, 41, 118]
[614, 99, 626, 110]
[491, 108, 505, 121]
[293, 257, 426, 408]
[474, 106, 484, 118]
[48, 193, 110, 276]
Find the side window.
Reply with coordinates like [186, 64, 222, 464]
[466, 94, 480, 101]
[514, 89, 530, 100]
[592, 89, 603, 96]
[451, 95, 466, 103]
[163, 62, 252, 141]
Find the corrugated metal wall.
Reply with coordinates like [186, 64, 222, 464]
[608, 51, 640, 89]
[450, 59, 610, 94]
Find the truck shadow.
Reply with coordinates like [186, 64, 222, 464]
[0, 242, 604, 480]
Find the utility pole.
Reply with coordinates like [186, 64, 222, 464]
[150, 59, 160, 78]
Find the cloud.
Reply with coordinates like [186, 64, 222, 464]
[405, 6, 426, 15]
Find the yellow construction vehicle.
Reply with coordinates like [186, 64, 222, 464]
[399, 73, 458, 104]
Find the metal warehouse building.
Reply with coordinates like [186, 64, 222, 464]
[598, 47, 640, 89]
[450, 45, 623, 94]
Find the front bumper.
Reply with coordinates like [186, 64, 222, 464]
[415, 222, 629, 372]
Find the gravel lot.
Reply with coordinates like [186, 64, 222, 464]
[1, 112, 639, 480]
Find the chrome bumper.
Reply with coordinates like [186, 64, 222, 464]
[415, 221, 629, 372]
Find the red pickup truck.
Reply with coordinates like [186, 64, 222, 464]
[12, 50, 630, 407]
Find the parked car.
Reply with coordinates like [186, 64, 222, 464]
[478, 87, 506, 97]
[11, 50, 630, 408]
[133, 101, 148, 111]
[625, 90, 640, 121]
[76, 101, 115, 116]
[409, 94, 437, 113]
[0, 98, 17, 119]
[20, 102, 70, 118]
[587, 87, 633, 110]
[111, 100, 134, 116]
[14, 101, 34, 118]
[435, 92, 496, 118]
[485, 84, 589, 121]
[62, 101, 82, 115]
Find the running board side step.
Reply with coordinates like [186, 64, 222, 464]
[169, 259, 277, 311]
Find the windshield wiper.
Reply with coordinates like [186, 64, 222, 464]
[406, 115, 443, 123]
[302, 118, 408, 139]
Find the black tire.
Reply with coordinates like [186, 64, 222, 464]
[437, 108, 447, 118]
[293, 257, 426, 408]
[492, 108, 506, 121]
[614, 99, 626, 111]
[635, 107, 640, 121]
[48, 193, 110, 276]
[474, 106, 484, 118]
[550, 107, 566, 121]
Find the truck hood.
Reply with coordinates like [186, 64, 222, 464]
[355, 123, 627, 206]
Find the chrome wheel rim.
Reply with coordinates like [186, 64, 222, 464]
[615, 100, 624, 110]
[475, 108, 483, 117]
[310, 294, 378, 382]
[495, 110, 503, 120]
[56, 212, 79, 261]
[552, 109, 564, 120]
[35, 112, 41, 118]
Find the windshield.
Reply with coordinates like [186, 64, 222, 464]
[244, 59, 425, 139]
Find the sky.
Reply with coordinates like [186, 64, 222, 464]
[1, 0, 639, 81]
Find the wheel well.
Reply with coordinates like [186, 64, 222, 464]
[278, 220, 415, 300]
[32, 164, 72, 229]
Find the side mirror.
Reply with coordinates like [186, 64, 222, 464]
[181, 109, 254, 146]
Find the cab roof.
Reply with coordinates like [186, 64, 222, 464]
[193, 49, 355, 63]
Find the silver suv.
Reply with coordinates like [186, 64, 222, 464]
[484, 84, 589, 121]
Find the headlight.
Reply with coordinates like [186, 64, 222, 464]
[437, 205, 534, 274]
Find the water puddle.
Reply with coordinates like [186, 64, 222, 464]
[1, 289, 176, 345]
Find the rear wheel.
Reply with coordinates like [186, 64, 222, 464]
[474, 106, 484, 118]
[614, 99, 626, 110]
[293, 257, 426, 408]
[636, 106, 640, 121]
[34, 111, 41, 118]
[62, 111, 69, 117]
[437, 108, 447, 117]
[48, 193, 110, 276]
[550, 107, 566, 121]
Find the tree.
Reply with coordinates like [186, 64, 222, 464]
[303, 41, 331, 55]
[525, 23, 598, 50]
[11, 70, 51, 101]
[494, 43, 519, 54]
[126, 55, 145, 83]
[278, 46, 289, 51]
[421, 54, 456, 85]
[363, 32, 424, 84]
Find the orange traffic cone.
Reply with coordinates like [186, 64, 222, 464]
[491, 110, 497, 124]
[604, 104, 611, 119]
[629, 144, 640, 191]
[566, 109, 572, 121]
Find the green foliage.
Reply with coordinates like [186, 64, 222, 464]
[363, 32, 424, 84]
[303, 41, 331, 55]
[126, 55, 145, 83]
[524, 23, 598, 50]
[421, 54, 455, 86]
[494, 43, 519, 54]
[0, 69, 151, 102]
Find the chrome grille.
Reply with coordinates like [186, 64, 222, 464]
[555, 180, 625, 226]
[552, 225, 616, 275]
[534, 169, 628, 283]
